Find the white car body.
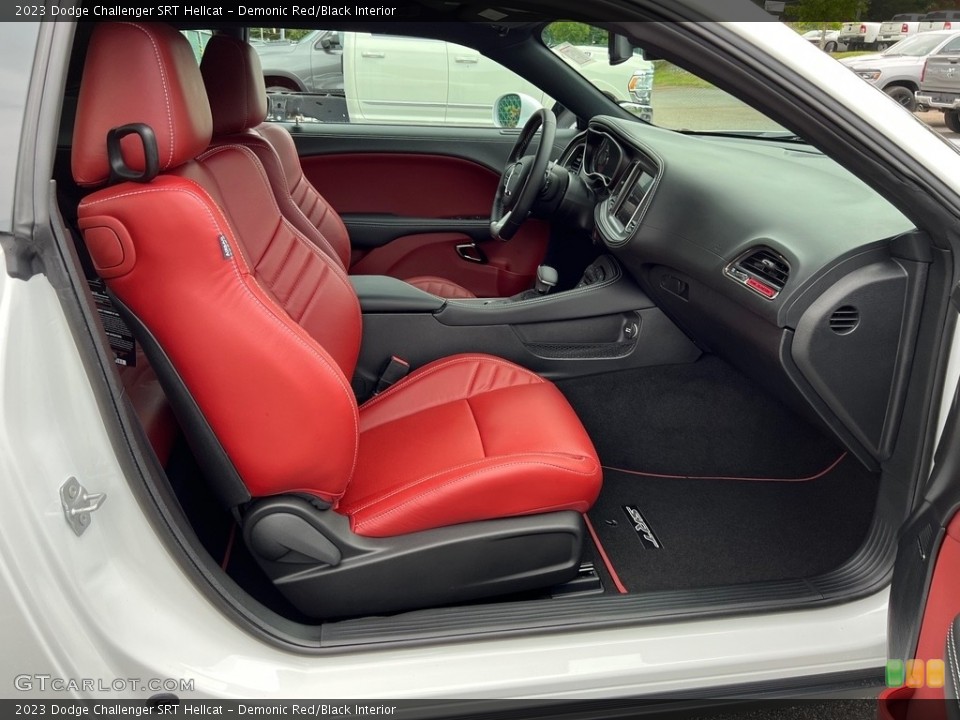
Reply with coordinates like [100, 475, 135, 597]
[343, 33, 654, 126]
[6, 16, 960, 702]
[839, 21, 882, 50]
[918, 11, 960, 33]
[877, 15, 925, 46]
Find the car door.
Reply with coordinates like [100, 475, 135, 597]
[268, 29, 576, 297]
[880, 372, 960, 717]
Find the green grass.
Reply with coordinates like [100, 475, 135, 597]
[652, 62, 714, 89]
[652, 51, 872, 90]
[830, 51, 874, 59]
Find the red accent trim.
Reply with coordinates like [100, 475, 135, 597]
[601, 452, 848, 483]
[221, 522, 237, 571]
[584, 514, 628, 594]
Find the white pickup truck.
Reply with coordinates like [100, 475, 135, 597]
[876, 14, 925, 48]
[838, 22, 882, 50]
[257, 30, 654, 126]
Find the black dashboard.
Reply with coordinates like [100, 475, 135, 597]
[560, 117, 926, 470]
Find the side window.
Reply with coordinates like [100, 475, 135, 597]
[939, 37, 960, 55]
[543, 21, 784, 133]
[180, 29, 212, 62]
[253, 28, 551, 128]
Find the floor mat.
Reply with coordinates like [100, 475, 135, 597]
[587, 456, 879, 593]
[557, 356, 842, 478]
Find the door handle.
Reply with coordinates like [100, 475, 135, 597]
[455, 56, 479, 64]
[361, 51, 385, 58]
[456, 243, 488, 264]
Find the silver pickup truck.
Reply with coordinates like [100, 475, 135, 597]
[916, 35, 960, 132]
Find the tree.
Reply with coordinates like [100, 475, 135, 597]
[792, 0, 868, 21]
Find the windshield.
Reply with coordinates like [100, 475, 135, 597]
[882, 33, 949, 56]
[542, 21, 786, 134]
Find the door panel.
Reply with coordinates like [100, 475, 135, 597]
[290, 126, 576, 297]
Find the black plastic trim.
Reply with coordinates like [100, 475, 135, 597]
[244, 500, 586, 619]
[111, 296, 252, 509]
[342, 214, 492, 248]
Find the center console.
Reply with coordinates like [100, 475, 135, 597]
[350, 256, 700, 398]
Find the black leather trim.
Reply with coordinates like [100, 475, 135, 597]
[342, 214, 491, 248]
[350, 275, 447, 313]
[436, 258, 656, 327]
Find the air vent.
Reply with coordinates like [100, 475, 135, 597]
[738, 249, 790, 288]
[724, 247, 790, 299]
[829, 305, 860, 335]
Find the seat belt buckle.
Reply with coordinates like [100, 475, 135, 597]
[375, 356, 410, 395]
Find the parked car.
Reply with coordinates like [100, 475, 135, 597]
[918, 9, 960, 32]
[916, 35, 960, 131]
[838, 21, 882, 50]
[7, 11, 960, 712]
[877, 13, 925, 48]
[840, 30, 960, 111]
[256, 29, 655, 126]
[801, 28, 846, 52]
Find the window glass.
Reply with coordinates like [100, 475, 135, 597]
[542, 21, 786, 133]
[253, 28, 551, 128]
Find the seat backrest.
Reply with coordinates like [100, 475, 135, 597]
[199, 34, 352, 270]
[72, 23, 361, 505]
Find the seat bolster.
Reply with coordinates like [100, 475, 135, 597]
[345, 354, 602, 536]
[344, 452, 601, 538]
[404, 275, 477, 299]
[358, 353, 544, 433]
[78, 174, 359, 501]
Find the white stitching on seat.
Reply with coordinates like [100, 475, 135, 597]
[82, 181, 361, 482]
[197, 144, 357, 298]
[359, 354, 544, 413]
[117, 23, 175, 170]
[949, 622, 960, 701]
[352, 457, 599, 532]
[343, 450, 593, 515]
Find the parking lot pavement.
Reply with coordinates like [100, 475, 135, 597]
[917, 109, 960, 142]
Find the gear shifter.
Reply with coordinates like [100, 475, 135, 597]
[534, 265, 558, 295]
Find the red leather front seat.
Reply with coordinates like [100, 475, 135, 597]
[198, 34, 476, 300]
[72, 23, 601, 618]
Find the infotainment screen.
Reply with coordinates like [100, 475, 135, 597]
[615, 170, 655, 226]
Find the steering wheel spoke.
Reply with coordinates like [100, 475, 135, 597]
[490, 108, 556, 241]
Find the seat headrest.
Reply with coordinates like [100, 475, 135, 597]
[199, 34, 268, 136]
[71, 23, 212, 187]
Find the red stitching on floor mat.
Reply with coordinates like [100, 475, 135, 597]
[602, 452, 848, 482]
[584, 514, 629, 594]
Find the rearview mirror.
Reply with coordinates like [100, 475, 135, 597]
[608, 33, 634, 66]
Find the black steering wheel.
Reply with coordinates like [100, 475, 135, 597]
[490, 108, 556, 241]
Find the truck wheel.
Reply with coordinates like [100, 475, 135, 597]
[264, 77, 299, 94]
[877, 42, 889, 50]
[945, 110, 960, 134]
[824, 41, 837, 52]
[884, 85, 916, 112]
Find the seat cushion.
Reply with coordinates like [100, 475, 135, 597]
[340, 354, 602, 537]
[403, 275, 477, 299]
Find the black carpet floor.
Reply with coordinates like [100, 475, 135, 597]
[557, 356, 843, 478]
[588, 457, 878, 592]
[559, 356, 880, 593]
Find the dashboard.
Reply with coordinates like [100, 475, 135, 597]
[558, 117, 924, 469]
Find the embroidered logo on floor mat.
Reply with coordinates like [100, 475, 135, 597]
[622, 505, 662, 550]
